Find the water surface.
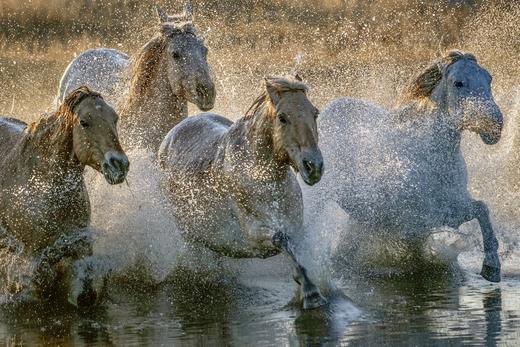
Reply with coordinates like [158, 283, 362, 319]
[1, 263, 519, 346]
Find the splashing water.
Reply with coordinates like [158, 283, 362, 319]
[298, 85, 520, 283]
[85, 148, 185, 285]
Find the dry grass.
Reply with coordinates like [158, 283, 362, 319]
[0, 0, 519, 120]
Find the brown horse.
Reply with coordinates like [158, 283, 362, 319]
[159, 76, 326, 309]
[0, 86, 129, 305]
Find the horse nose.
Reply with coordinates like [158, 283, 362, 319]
[196, 81, 216, 110]
[477, 99, 503, 145]
[303, 157, 323, 180]
[104, 151, 129, 181]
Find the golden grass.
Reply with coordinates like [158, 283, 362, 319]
[0, 0, 519, 120]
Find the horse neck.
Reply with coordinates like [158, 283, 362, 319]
[22, 113, 83, 180]
[399, 101, 462, 154]
[121, 51, 187, 148]
[236, 104, 288, 180]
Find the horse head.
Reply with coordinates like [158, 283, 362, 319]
[407, 50, 503, 144]
[156, 2, 215, 111]
[63, 86, 129, 184]
[264, 75, 323, 185]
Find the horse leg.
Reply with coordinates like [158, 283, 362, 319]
[457, 200, 500, 282]
[69, 256, 107, 307]
[33, 228, 94, 298]
[272, 231, 327, 309]
[473, 201, 500, 282]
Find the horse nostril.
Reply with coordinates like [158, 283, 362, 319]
[317, 161, 324, 174]
[303, 159, 313, 173]
[106, 154, 129, 172]
[196, 84, 206, 98]
[109, 157, 118, 169]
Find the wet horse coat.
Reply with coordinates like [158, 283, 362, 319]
[314, 51, 503, 281]
[159, 76, 327, 309]
[0, 87, 129, 303]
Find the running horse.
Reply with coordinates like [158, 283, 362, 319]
[0, 86, 129, 305]
[314, 50, 503, 281]
[159, 76, 327, 309]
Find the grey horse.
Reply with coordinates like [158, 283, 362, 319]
[313, 50, 503, 282]
[159, 76, 327, 309]
[56, 2, 215, 150]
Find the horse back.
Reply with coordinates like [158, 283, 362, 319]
[158, 112, 232, 174]
[57, 48, 130, 106]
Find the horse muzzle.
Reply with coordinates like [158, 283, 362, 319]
[191, 81, 216, 111]
[480, 126, 502, 145]
[463, 98, 503, 145]
[299, 154, 324, 186]
[477, 111, 503, 145]
[101, 151, 129, 185]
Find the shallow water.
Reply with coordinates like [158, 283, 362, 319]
[2, 127, 520, 346]
[1, 265, 519, 346]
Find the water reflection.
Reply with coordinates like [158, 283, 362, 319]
[484, 287, 502, 347]
[1, 271, 520, 346]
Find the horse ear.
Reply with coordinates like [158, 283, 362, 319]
[156, 5, 169, 23]
[184, 1, 193, 21]
[160, 23, 176, 37]
[265, 78, 281, 105]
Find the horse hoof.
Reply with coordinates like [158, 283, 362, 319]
[480, 264, 501, 283]
[76, 279, 98, 307]
[303, 290, 328, 310]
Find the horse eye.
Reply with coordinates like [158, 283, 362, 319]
[454, 81, 464, 88]
[80, 120, 89, 128]
[172, 52, 181, 60]
[278, 113, 288, 124]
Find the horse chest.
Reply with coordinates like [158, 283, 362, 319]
[0, 171, 89, 251]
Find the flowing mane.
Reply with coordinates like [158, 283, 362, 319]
[125, 36, 167, 104]
[244, 76, 309, 119]
[402, 50, 477, 102]
[59, 86, 102, 114]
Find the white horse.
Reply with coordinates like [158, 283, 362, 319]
[314, 51, 503, 282]
[159, 76, 327, 309]
[56, 2, 215, 150]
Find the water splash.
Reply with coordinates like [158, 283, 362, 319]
[86, 147, 185, 285]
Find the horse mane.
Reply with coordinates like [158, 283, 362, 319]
[244, 76, 308, 119]
[58, 86, 102, 115]
[126, 35, 167, 102]
[403, 50, 477, 102]
[27, 86, 101, 145]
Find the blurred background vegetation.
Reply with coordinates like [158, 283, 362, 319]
[0, 0, 519, 119]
